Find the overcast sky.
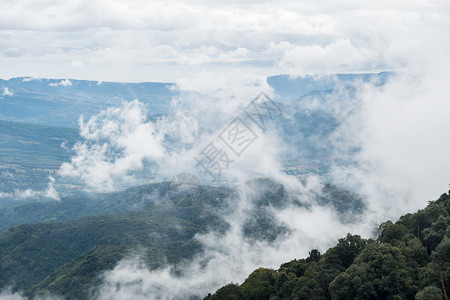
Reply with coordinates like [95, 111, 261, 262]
[0, 0, 449, 82]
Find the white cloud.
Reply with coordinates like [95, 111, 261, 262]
[175, 47, 250, 65]
[1, 87, 13, 96]
[0, 287, 24, 300]
[22, 77, 41, 82]
[70, 60, 85, 69]
[59, 100, 166, 191]
[59, 78, 72, 86]
[279, 39, 380, 75]
[1, 0, 448, 81]
[57, 68, 301, 193]
[330, 70, 450, 222]
[0, 286, 63, 300]
[48, 79, 72, 87]
[0, 176, 60, 201]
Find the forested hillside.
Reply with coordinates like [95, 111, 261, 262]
[205, 189, 450, 300]
[0, 180, 363, 299]
[0, 183, 232, 299]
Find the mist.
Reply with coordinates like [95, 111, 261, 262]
[0, 176, 60, 202]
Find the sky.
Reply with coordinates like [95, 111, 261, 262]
[1, 0, 448, 82]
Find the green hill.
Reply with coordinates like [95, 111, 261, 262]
[0, 192, 226, 299]
[0, 178, 364, 234]
[205, 189, 450, 300]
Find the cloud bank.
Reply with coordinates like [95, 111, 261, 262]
[1, 0, 448, 81]
[58, 71, 288, 192]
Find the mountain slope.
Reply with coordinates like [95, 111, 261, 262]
[0, 198, 223, 298]
[0, 73, 390, 127]
[0, 180, 364, 299]
[205, 189, 450, 300]
[0, 120, 78, 194]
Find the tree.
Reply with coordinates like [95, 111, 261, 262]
[329, 243, 416, 299]
[431, 237, 450, 300]
[241, 268, 277, 300]
[378, 221, 408, 244]
[415, 286, 444, 300]
[324, 234, 367, 269]
[204, 283, 245, 300]
[308, 249, 321, 262]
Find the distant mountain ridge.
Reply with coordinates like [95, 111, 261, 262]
[0, 73, 392, 127]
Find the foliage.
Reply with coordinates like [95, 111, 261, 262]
[204, 283, 245, 300]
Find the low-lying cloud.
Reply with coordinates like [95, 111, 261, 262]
[1, 87, 13, 96]
[93, 178, 366, 300]
[0, 176, 60, 201]
[48, 79, 72, 87]
[0, 286, 62, 300]
[59, 100, 166, 191]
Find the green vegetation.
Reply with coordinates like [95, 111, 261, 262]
[0, 182, 170, 232]
[0, 179, 364, 234]
[0, 192, 226, 299]
[205, 190, 450, 299]
[0, 179, 364, 299]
